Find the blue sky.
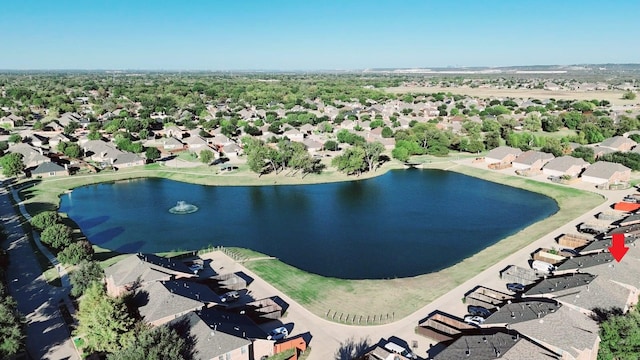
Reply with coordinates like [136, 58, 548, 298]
[1, 0, 638, 70]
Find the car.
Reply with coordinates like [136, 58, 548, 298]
[467, 305, 491, 318]
[267, 326, 288, 341]
[560, 248, 580, 257]
[220, 291, 240, 303]
[188, 263, 203, 274]
[464, 315, 485, 326]
[383, 341, 417, 359]
[506, 282, 526, 293]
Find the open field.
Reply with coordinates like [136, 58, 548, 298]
[14, 158, 605, 322]
[386, 86, 640, 106]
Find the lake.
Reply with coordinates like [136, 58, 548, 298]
[59, 169, 558, 279]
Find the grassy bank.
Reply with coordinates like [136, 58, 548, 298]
[14, 158, 605, 323]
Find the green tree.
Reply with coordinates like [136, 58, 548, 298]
[0, 153, 25, 177]
[598, 306, 640, 359]
[70, 260, 104, 297]
[199, 149, 214, 164]
[332, 146, 366, 175]
[40, 224, 73, 250]
[58, 241, 94, 265]
[324, 140, 339, 151]
[0, 287, 24, 358]
[8, 134, 21, 144]
[88, 130, 102, 140]
[391, 146, 409, 161]
[63, 143, 81, 158]
[571, 146, 595, 163]
[75, 283, 135, 353]
[108, 324, 193, 360]
[30, 211, 61, 231]
[622, 91, 637, 100]
[541, 115, 563, 132]
[145, 147, 160, 162]
[381, 126, 393, 138]
[362, 141, 385, 172]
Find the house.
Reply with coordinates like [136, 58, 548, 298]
[210, 134, 233, 147]
[542, 156, 589, 178]
[29, 133, 49, 147]
[433, 328, 561, 360]
[165, 126, 184, 139]
[169, 309, 260, 360]
[104, 253, 195, 297]
[30, 162, 68, 178]
[483, 300, 600, 360]
[183, 135, 210, 152]
[484, 146, 522, 165]
[48, 133, 73, 148]
[283, 128, 304, 142]
[8, 143, 49, 167]
[113, 153, 145, 168]
[592, 146, 615, 159]
[162, 136, 185, 151]
[82, 140, 123, 163]
[57, 112, 81, 127]
[599, 136, 637, 151]
[299, 123, 314, 134]
[134, 281, 206, 326]
[580, 161, 631, 185]
[223, 143, 242, 158]
[302, 138, 322, 153]
[512, 151, 554, 171]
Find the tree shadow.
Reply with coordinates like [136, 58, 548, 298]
[590, 306, 625, 323]
[334, 336, 370, 360]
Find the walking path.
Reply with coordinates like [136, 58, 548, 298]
[1, 184, 78, 360]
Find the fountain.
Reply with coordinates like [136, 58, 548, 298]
[169, 200, 198, 214]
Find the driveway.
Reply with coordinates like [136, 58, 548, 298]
[1, 185, 78, 360]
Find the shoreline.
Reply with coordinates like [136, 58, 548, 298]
[14, 158, 605, 323]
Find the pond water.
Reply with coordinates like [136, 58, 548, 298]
[59, 169, 558, 279]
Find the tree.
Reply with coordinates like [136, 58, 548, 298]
[381, 126, 393, 138]
[0, 153, 25, 177]
[75, 283, 135, 353]
[88, 130, 102, 140]
[542, 115, 563, 132]
[0, 282, 24, 358]
[8, 134, 21, 144]
[30, 211, 61, 231]
[362, 141, 385, 172]
[598, 305, 640, 359]
[324, 140, 339, 151]
[571, 146, 595, 163]
[199, 149, 214, 164]
[63, 143, 81, 158]
[332, 146, 366, 175]
[145, 147, 160, 162]
[391, 146, 409, 161]
[622, 91, 637, 100]
[40, 224, 73, 250]
[58, 241, 94, 265]
[70, 261, 104, 297]
[108, 324, 193, 360]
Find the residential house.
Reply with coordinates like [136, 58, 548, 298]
[542, 156, 589, 178]
[104, 253, 195, 297]
[483, 300, 600, 360]
[592, 146, 615, 159]
[210, 134, 233, 148]
[82, 140, 123, 163]
[512, 151, 554, 171]
[283, 128, 304, 142]
[599, 136, 637, 152]
[162, 137, 185, 151]
[48, 133, 73, 148]
[57, 112, 81, 127]
[299, 123, 314, 134]
[29, 134, 49, 148]
[134, 281, 206, 326]
[30, 162, 68, 178]
[484, 146, 523, 165]
[8, 143, 49, 168]
[302, 138, 322, 153]
[433, 329, 561, 360]
[183, 135, 211, 153]
[113, 153, 145, 168]
[580, 161, 631, 185]
[165, 125, 185, 139]
[223, 143, 242, 158]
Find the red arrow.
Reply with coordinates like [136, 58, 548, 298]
[609, 233, 629, 262]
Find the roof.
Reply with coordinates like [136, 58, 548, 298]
[197, 306, 268, 340]
[510, 306, 599, 359]
[580, 237, 636, 252]
[600, 136, 636, 150]
[433, 329, 559, 360]
[620, 213, 640, 226]
[163, 137, 184, 146]
[113, 152, 144, 165]
[485, 146, 522, 161]
[524, 273, 596, 297]
[135, 281, 204, 324]
[161, 280, 220, 304]
[104, 253, 193, 287]
[555, 252, 615, 271]
[550, 276, 631, 312]
[8, 143, 48, 163]
[582, 161, 630, 179]
[513, 150, 554, 166]
[484, 299, 562, 325]
[543, 156, 588, 172]
[31, 161, 66, 175]
[170, 311, 251, 360]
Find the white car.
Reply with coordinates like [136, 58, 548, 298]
[267, 326, 288, 341]
[464, 315, 485, 326]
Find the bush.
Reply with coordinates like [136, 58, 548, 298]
[40, 224, 73, 250]
[622, 91, 637, 100]
[70, 261, 103, 297]
[58, 241, 94, 265]
[30, 211, 61, 231]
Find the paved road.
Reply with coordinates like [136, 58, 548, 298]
[1, 185, 78, 360]
[206, 164, 635, 360]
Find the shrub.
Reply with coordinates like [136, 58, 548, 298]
[40, 224, 73, 250]
[58, 241, 94, 265]
[30, 211, 61, 231]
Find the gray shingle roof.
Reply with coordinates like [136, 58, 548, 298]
[104, 253, 193, 287]
[513, 150, 554, 166]
[169, 311, 251, 360]
[485, 146, 522, 162]
[484, 299, 561, 325]
[31, 161, 66, 175]
[555, 252, 615, 271]
[135, 281, 204, 324]
[580, 237, 636, 253]
[600, 136, 636, 150]
[543, 156, 588, 172]
[524, 273, 596, 297]
[581, 161, 629, 179]
[113, 152, 144, 165]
